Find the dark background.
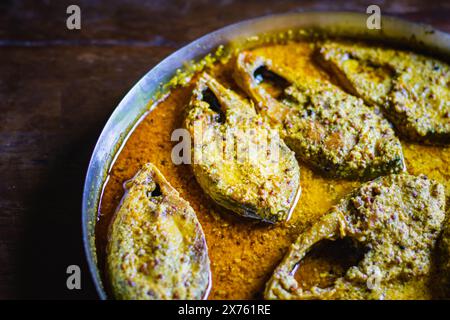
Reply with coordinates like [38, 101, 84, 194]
[0, 0, 449, 300]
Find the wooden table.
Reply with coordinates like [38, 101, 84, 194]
[0, 0, 449, 299]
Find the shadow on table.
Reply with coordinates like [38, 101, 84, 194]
[16, 131, 99, 299]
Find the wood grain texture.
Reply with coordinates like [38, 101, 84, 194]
[0, 0, 448, 299]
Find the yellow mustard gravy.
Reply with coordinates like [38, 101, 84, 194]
[97, 42, 450, 299]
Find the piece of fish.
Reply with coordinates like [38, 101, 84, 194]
[318, 41, 450, 144]
[107, 163, 211, 300]
[233, 51, 405, 179]
[265, 173, 446, 300]
[184, 73, 301, 223]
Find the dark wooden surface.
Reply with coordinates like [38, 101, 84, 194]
[0, 0, 449, 300]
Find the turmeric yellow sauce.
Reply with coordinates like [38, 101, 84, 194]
[96, 42, 450, 299]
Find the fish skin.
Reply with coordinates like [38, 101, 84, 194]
[318, 41, 450, 144]
[107, 163, 211, 300]
[265, 173, 446, 300]
[184, 73, 301, 223]
[234, 51, 405, 180]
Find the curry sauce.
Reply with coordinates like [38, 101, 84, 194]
[97, 42, 450, 299]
